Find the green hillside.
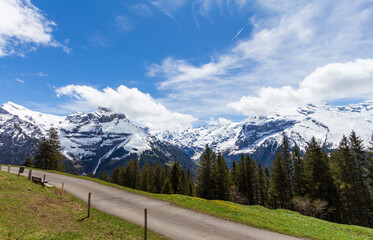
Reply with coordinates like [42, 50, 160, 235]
[61, 171, 373, 240]
[0, 171, 166, 240]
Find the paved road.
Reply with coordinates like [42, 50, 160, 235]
[1, 166, 302, 240]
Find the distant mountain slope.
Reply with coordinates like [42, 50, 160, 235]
[0, 102, 196, 175]
[156, 102, 373, 167]
[1, 101, 372, 172]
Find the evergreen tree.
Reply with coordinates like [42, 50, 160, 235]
[368, 134, 373, 195]
[98, 171, 110, 182]
[280, 134, 293, 203]
[112, 165, 122, 184]
[213, 153, 231, 200]
[245, 155, 257, 205]
[305, 137, 338, 221]
[292, 147, 307, 197]
[131, 160, 140, 189]
[349, 131, 371, 226]
[236, 154, 247, 202]
[23, 157, 33, 167]
[231, 160, 238, 187]
[263, 167, 271, 207]
[186, 169, 195, 196]
[154, 162, 164, 193]
[170, 162, 183, 194]
[257, 162, 266, 206]
[140, 163, 154, 192]
[196, 145, 215, 199]
[34, 127, 63, 171]
[162, 177, 173, 194]
[270, 151, 288, 208]
[331, 135, 357, 224]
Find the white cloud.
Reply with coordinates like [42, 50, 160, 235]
[151, 0, 187, 19]
[15, 78, 24, 83]
[229, 59, 373, 115]
[36, 72, 48, 77]
[130, 4, 152, 17]
[116, 15, 132, 32]
[0, 0, 68, 57]
[208, 117, 232, 126]
[148, 0, 373, 119]
[56, 85, 197, 132]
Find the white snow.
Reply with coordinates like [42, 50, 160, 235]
[156, 101, 373, 160]
[0, 102, 156, 167]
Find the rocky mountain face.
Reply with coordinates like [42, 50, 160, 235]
[156, 101, 373, 167]
[0, 102, 196, 175]
[1, 101, 372, 174]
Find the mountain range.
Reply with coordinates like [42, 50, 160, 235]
[0, 102, 195, 175]
[1, 101, 372, 175]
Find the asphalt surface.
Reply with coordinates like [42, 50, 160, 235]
[1, 166, 302, 240]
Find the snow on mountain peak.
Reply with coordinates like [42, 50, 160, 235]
[156, 101, 373, 165]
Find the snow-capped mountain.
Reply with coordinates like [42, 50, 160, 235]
[1, 101, 373, 173]
[0, 102, 195, 175]
[156, 101, 373, 167]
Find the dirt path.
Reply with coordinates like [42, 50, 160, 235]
[2, 166, 302, 240]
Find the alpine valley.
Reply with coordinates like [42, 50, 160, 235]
[1, 101, 373, 175]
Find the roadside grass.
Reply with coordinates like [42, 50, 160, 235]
[0, 171, 166, 240]
[4, 166, 373, 240]
[46, 169, 373, 240]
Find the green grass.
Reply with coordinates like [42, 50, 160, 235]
[5, 166, 373, 240]
[0, 171, 166, 240]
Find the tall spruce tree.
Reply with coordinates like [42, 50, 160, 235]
[34, 127, 63, 171]
[170, 162, 183, 194]
[245, 155, 257, 205]
[349, 131, 371, 226]
[154, 162, 164, 193]
[212, 153, 231, 200]
[368, 134, 373, 195]
[305, 137, 338, 221]
[270, 151, 288, 208]
[236, 154, 247, 201]
[112, 165, 122, 184]
[280, 134, 293, 203]
[331, 135, 358, 224]
[292, 147, 307, 197]
[196, 145, 215, 199]
[257, 162, 266, 206]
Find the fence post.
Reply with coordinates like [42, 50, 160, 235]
[18, 167, 21, 176]
[8, 165, 11, 173]
[88, 192, 91, 218]
[144, 208, 147, 240]
[61, 182, 64, 198]
[0, 165, 2, 171]
[28, 169, 32, 180]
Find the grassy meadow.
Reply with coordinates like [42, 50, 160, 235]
[0, 170, 166, 240]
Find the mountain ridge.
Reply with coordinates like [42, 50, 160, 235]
[156, 101, 373, 166]
[0, 101, 196, 175]
[1, 101, 372, 174]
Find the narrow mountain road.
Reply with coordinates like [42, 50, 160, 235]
[2, 166, 302, 240]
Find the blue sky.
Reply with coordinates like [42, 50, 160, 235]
[1, 0, 373, 131]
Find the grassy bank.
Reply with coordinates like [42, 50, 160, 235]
[0, 171, 166, 240]
[4, 166, 373, 240]
[46, 169, 373, 240]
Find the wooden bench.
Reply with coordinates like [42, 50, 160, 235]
[32, 176, 48, 187]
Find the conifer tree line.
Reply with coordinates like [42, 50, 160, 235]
[22, 127, 373, 227]
[100, 160, 195, 195]
[196, 131, 373, 228]
[101, 130, 373, 228]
